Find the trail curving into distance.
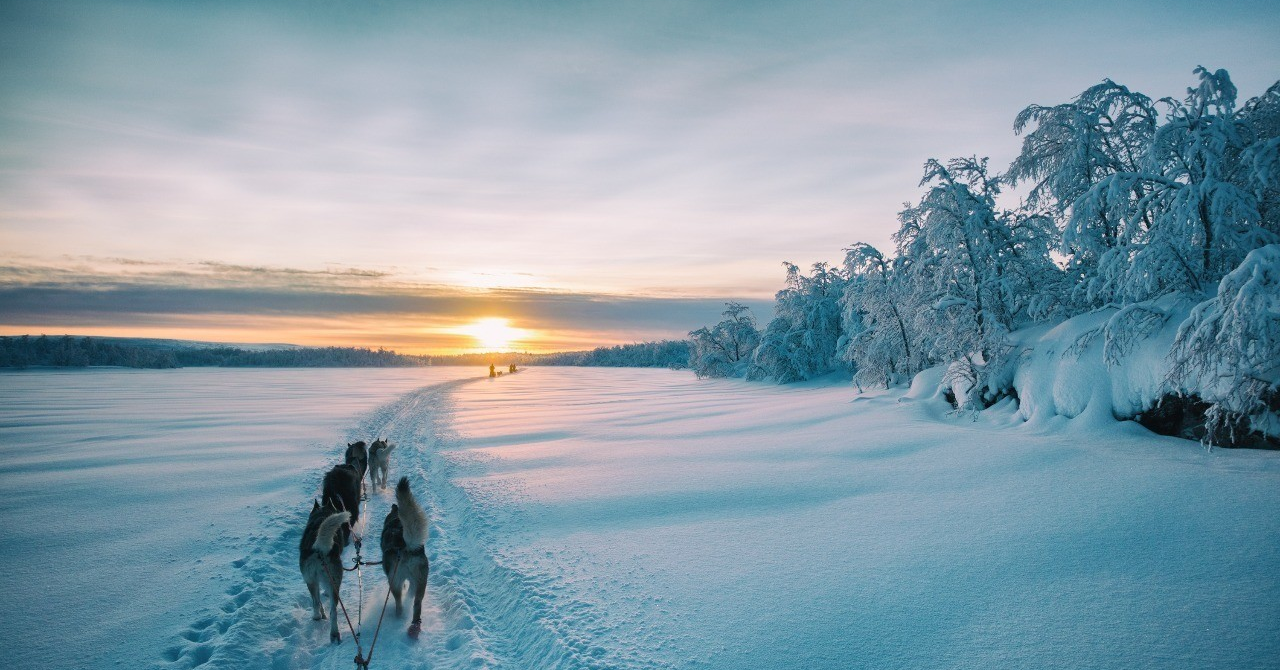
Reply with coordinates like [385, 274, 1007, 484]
[158, 373, 609, 670]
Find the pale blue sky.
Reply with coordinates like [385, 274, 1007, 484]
[1, 0, 1277, 350]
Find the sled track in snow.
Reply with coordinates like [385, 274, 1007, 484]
[158, 375, 627, 670]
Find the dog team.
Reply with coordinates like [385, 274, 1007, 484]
[298, 437, 430, 643]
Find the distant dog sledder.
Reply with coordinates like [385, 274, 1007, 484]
[299, 502, 350, 643]
[381, 477, 430, 638]
[368, 438, 395, 491]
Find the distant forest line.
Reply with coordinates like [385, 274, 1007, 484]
[0, 335, 691, 370]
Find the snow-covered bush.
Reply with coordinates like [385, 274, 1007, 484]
[1168, 244, 1280, 444]
[687, 302, 761, 379]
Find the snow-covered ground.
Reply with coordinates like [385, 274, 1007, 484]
[1, 367, 1277, 669]
[0, 367, 477, 670]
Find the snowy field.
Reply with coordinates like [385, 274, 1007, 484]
[1, 367, 1278, 669]
[0, 367, 477, 670]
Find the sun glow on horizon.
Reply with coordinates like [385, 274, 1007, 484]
[456, 317, 530, 352]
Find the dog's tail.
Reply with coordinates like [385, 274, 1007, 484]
[395, 477, 428, 549]
[313, 511, 351, 554]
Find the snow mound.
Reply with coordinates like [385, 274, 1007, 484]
[904, 364, 948, 401]
[1010, 294, 1194, 428]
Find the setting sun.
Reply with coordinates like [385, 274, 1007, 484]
[458, 318, 528, 351]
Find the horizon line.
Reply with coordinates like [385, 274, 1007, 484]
[0, 332, 690, 358]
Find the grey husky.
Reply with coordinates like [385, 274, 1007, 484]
[368, 438, 396, 490]
[381, 477, 429, 637]
[299, 502, 350, 643]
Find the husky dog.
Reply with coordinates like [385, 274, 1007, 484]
[344, 441, 369, 495]
[381, 477, 429, 637]
[368, 438, 396, 490]
[322, 464, 361, 546]
[299, 502, 350, 643]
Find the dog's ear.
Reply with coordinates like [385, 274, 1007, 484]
[312, 499, 319, 511]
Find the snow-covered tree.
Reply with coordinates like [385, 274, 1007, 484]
[538, 340, 692, 368]
[687, 302, 761, 378]
[748, 262, 849, 383]
[1072, 68, 1280, 303]
[1168, 244, 1280, 444]
[1239, 81, 1280, 243]
[896, 157, 1064, 407]
[1009, 80, 1156, 215]
[1008, 80, 1157, 306]
[838, 243, 925, 388]
[692, 67, 1278, 448]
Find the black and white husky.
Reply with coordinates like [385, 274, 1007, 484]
[368, 439, 396, 490]
[381, 477, 429, 637]
[322, 464, 361, 547]
[299, 502, 350, 643]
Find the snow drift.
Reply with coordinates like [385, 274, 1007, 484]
[977, 245, 1280, 444]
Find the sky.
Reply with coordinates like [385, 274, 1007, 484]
[2, 0, 1278, 353]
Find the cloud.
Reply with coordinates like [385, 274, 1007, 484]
[6, 0, 1275, 302]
